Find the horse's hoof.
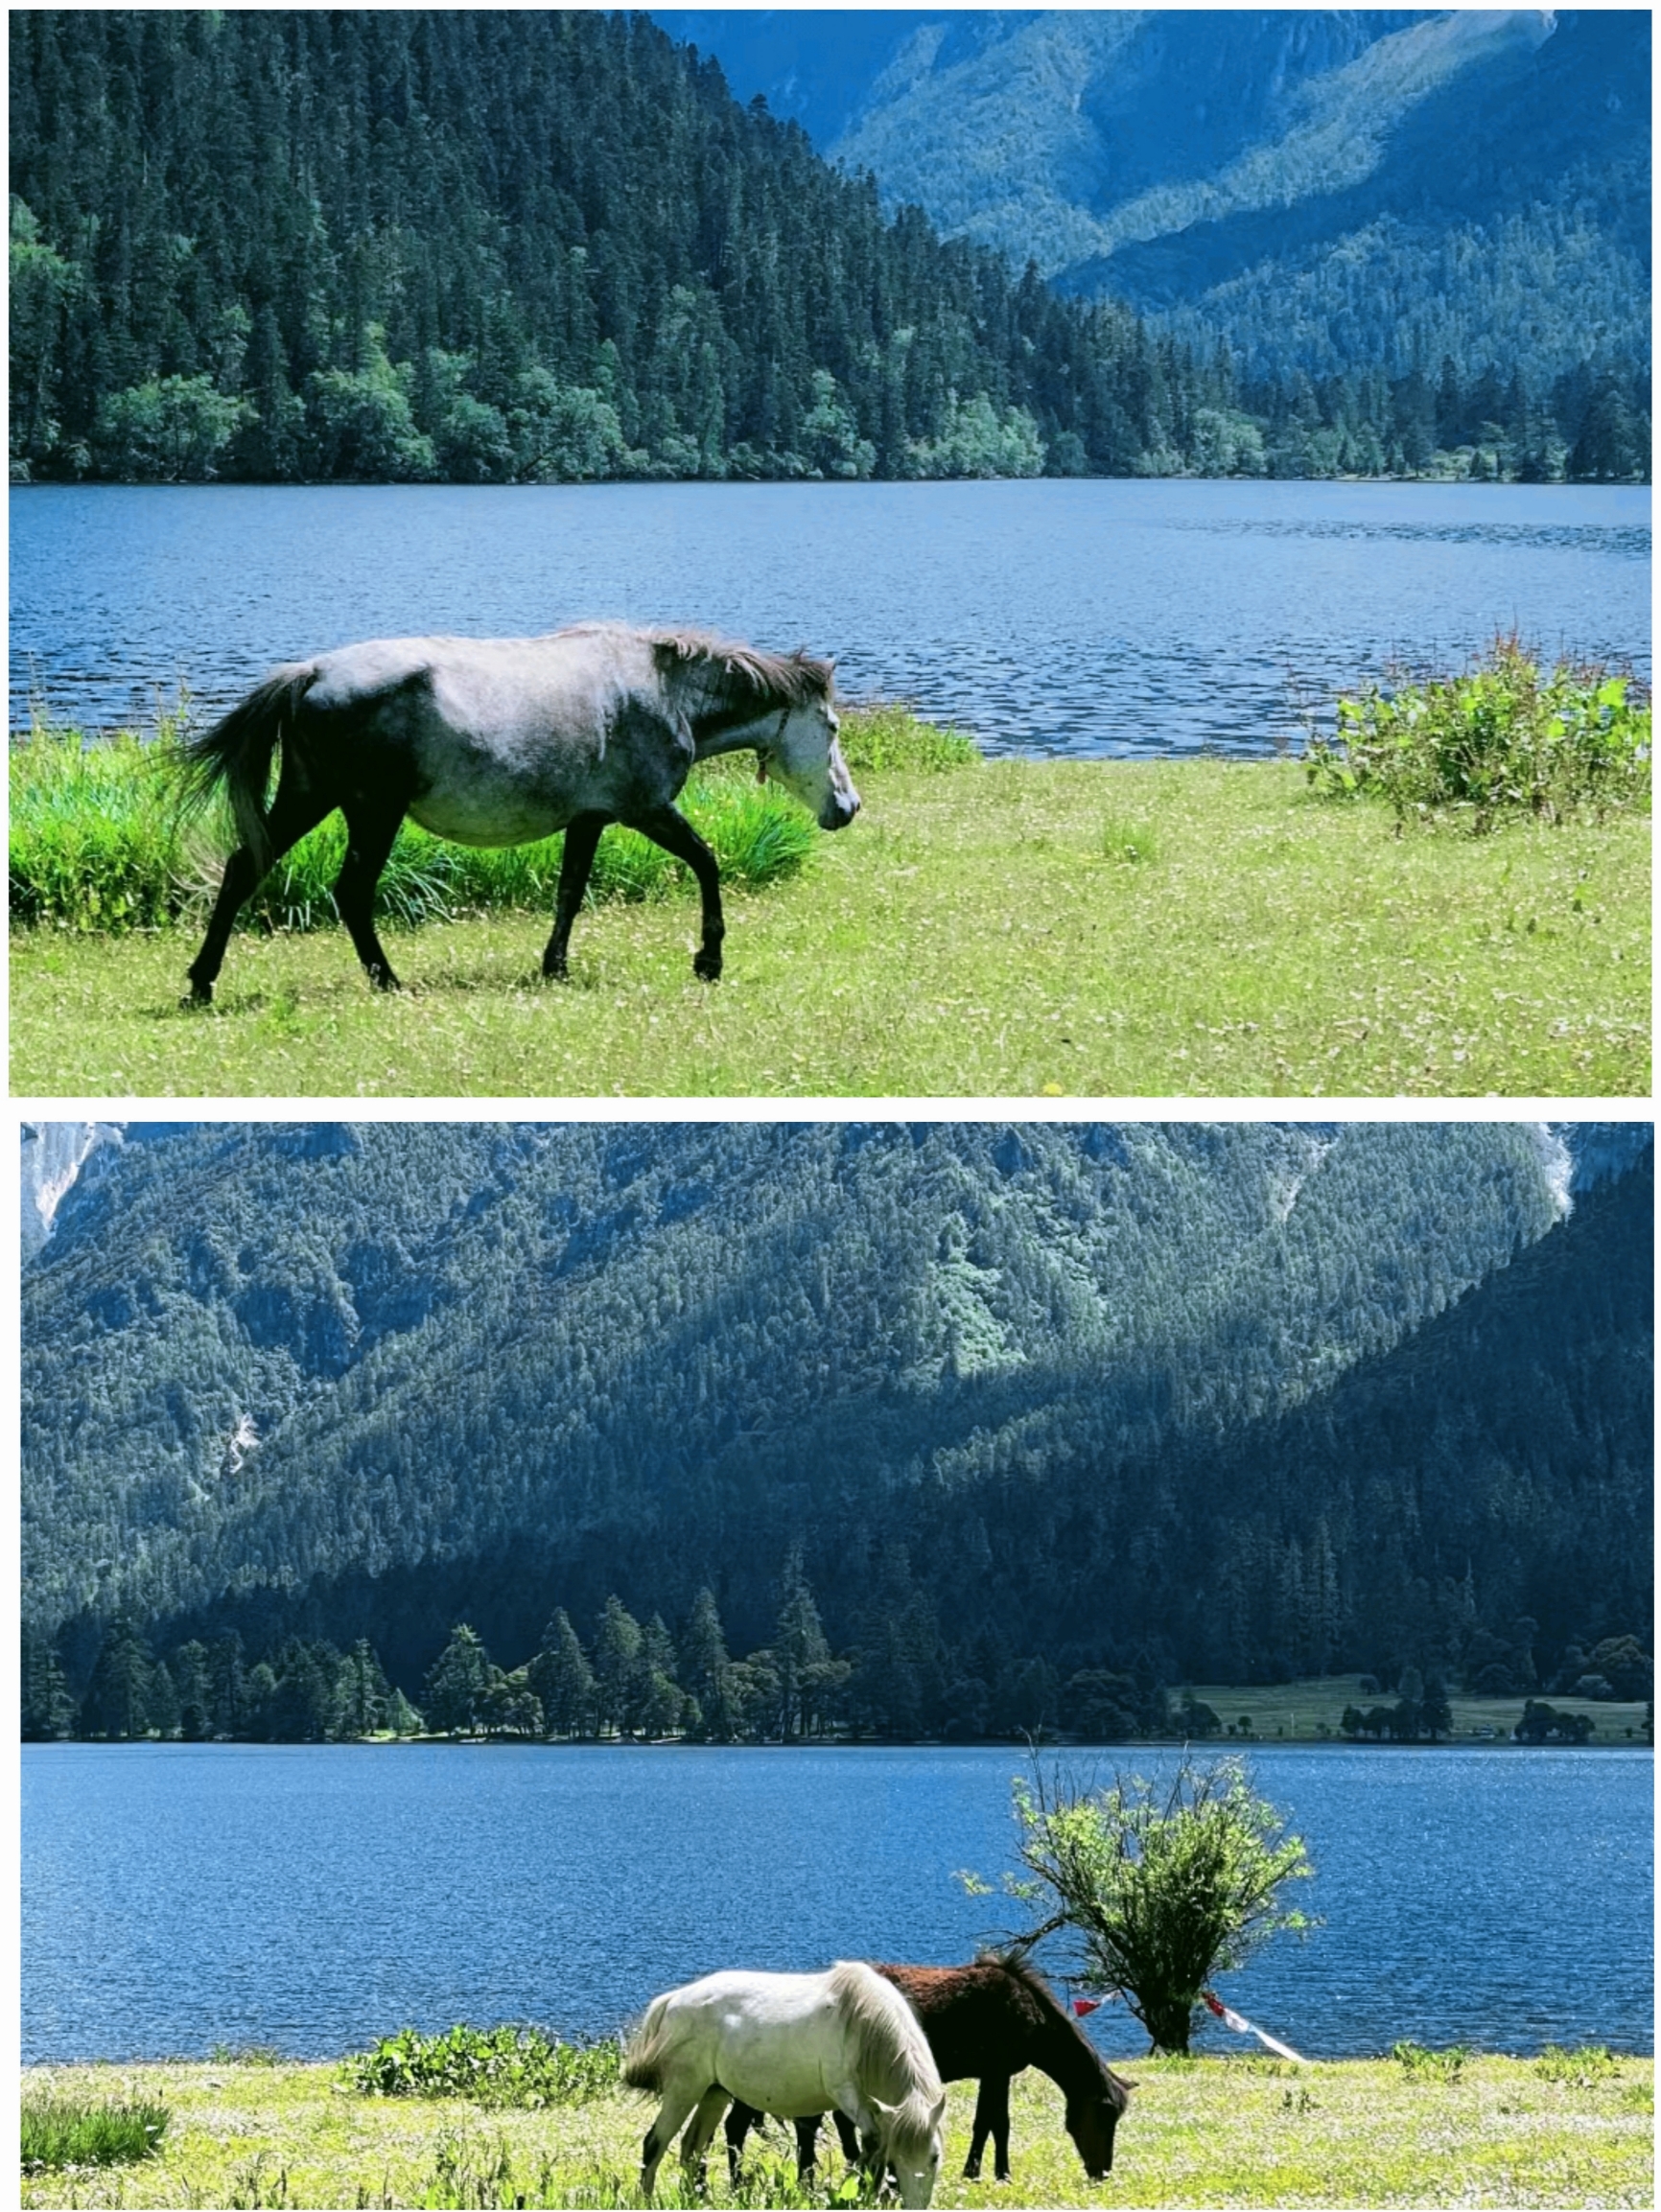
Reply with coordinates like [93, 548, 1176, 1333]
[181, 982, 213, 1010]
[693, 952, 722, 982]
[369, 968, 402, 993]
[543, 959, 570, 984]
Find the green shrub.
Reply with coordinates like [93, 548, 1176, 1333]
[835, 702, 980, 773]
[345, 2023, 620, 2109]
[20, 2094, 170, 2169]
[10, 720, 819, 935]
[1392, 2040, 1469, 2084]
[1536, 2043, 1622, 2088]
[1305, 637, 1650, 831]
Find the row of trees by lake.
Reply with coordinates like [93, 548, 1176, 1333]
[10, 10, 1648, 486]
[25, 1578, 1649, 1749]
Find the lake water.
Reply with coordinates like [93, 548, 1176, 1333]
[10, 479, 1649, 756]
[21, 1743, 1651, 2064]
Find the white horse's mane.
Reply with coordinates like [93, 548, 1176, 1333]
[829, 1960, 942, 2152]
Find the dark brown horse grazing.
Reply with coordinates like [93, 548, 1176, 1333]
[725, 1953, 1135, 2184]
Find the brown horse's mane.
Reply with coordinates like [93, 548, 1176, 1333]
[978, 1950, 1131, 2092]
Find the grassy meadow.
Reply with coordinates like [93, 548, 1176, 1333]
[1173, 1675, 1651, 1745]
[19, 2049, 1653, 2209]
[9, 701, 1649, 1099]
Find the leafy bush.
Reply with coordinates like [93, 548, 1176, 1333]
[10, 718, 820, 934]
[1304, 637, 1650, 831]
[20, 2094, 170, 2169]
[345, 2022, 620, 2109]
[1392, 2041, 1469, 2084]
[1536, 2043, 1622, 2088]
[1001, 1755, 1315, 2054]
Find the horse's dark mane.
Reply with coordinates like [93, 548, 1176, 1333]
[648, 625, 835, 707]
[978, 1950, 1129, 2095]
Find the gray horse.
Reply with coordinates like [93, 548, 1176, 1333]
[178, 620, 858, 1002]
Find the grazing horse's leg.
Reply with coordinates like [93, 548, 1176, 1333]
[623, 804, 725, 980]
[793, 2116, 822, 2178]
[641, 2079, 705, 2201]
[831, 2109, 861, 2165]
[334, 794, 409, 991]
[542, 810, 609, 980]
[723, 2100, 756, 2183]
[965, 2074, 1013, 2181]
[183, 780, 334, 1008]
[680, 2084, 731, 2185]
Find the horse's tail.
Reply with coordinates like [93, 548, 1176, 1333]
[620, 1992, 676, 2095]
[178, 663, 316, 881]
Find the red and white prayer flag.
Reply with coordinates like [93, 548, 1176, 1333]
[1202, 1989, 1303, 2061]
[1070, 1996, 1102, 2016]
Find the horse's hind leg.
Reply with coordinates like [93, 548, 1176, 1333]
[335, 794, 409, 991]
[641, 2079, 705, 2200]
[680, 2084, 730, 2187]
[183, 780, 333, 1008]
[625, 804, 725, 980]
[542, 811, 608, 980]
[724, 2100, 759, 2182]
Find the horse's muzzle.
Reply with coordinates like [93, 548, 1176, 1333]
[821, 789, 861, 831]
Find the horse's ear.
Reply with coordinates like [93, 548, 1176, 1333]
[869, 2095, 897, 2122]
[1120, 2076, 1140, 2092]
[929, 2093, 947, 2127]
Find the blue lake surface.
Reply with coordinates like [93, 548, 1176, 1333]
[21, 1742, 1652, 2063]
[10, 478, 1649, 755]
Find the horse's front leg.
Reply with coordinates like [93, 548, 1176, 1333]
[831, 2109, 862, 2166]
[793, 2115, 823, 2178]
[543, 812, 609, 980]
[990, 2073, 1014, 2182]
[625, 803, 725, 980]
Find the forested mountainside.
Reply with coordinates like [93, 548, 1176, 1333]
[10, 12, 1645, 487]
[22, 1124, 1650, 1726]
[10, 8, 1237, 487]
[670, 9, 1650, 403]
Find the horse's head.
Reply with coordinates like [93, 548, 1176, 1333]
[760, 695, 860, 831]
[870, 2092, 946, 2209]
[1066, 2071, 1135, 2179]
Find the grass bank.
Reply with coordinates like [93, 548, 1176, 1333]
[20, 2050, 1652, 2208]
[10, 715, 1648, 1099]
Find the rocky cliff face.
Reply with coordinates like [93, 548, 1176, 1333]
[20, 1121, 123, 1260]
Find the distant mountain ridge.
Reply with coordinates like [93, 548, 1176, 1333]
[658, 9, 1649, 384]
[21, 1123, 1651, 1697]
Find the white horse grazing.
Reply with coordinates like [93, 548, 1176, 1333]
[622, 1961, 946, 2206]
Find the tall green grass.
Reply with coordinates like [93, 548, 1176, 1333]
[21, 2095, 170, 2170]
[10, 704, 973, 935]
[1305, 636, 1651, 831]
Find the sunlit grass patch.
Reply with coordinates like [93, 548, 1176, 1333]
[21, 2094, 170, 2170]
